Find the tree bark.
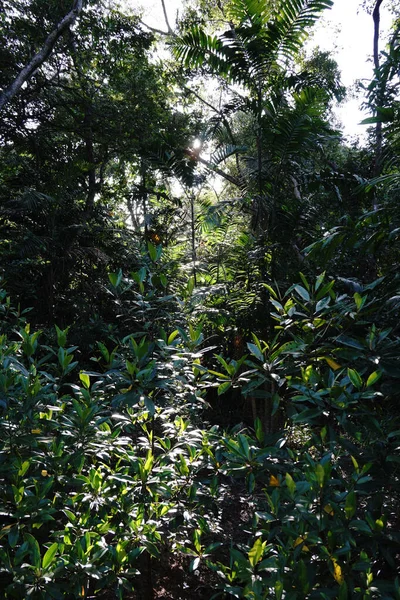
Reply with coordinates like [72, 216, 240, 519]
[372, 0, 384, 180]
[0, 0, 83, 112]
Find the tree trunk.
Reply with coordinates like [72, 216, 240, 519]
[372, 0, 384, 184]
[0, 0, 83, 112]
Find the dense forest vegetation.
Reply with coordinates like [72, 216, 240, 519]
[1, 0, 400, 597]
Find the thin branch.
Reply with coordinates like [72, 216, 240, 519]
[139, 19, 170, 37]
[185, 86, 245, 180]
[186, 149, 242, 187]
[161, 0, 174, 35]
[0, 0, 83, 112]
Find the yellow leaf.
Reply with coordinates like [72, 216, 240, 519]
[324, 504, 334, 516]
[31, 428, 41, 434]
[269, 475, 280, 487]
[293, 536, 310, 552]
[293, 536, 303, 548]
[326, 357, 341, 370]
[332, 558, 344, 584]
[293, 535, 307, 547]
[41, 470, 48, 477]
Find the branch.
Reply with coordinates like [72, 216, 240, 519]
[161, 0, 174, 35]
[0, 0, 83, 112]
[185, 86, 245, 180]
[139, 19, 170, 37]
[186, 149, 242, 187]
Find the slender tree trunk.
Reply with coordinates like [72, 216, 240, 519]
[84, 107, 96, 213]
[190, 193, 197, 286]
[0, 0, 83, 112]
[141, 160, 148, 236]
[372, 0, 384, 184]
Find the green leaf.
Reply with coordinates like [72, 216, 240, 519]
[354, 292, 366, 311]
[55, 325, 68, 348]
[25, 533, 41, 568]
[218, 381, 232, 395]
[42, 543, 58, 570]
[315, 280, 335, 301]
[144, 397, 155, 416]
[215, 354, 235, 375]
[262, 283, 278, 299]
[366, 370, 382, 387]
[18, 461, 30, 477]
[238, 434, 251, 460]
[315, 272, 325, 291]
[351, 456, 359, 473]
[187, 277, 195, 295]
[147, 241, 158, 261]
[79, 372, 90, 389]
[299, 272, 310, 291]
[248, 538, 265, 568]
[345, 491, 356, 519]
[316, 464, 325, 488]
[167, 330, 179, 345]
[275, 580, 283, 600]
[294, 284, 310, 302]
[246, 342, 264, 362]
[254, 417, 264, 443]
[347, 368, 363, 389]
[108, 269, 122, 287]
[338, 581, 348, 600]
[285, 473, 296, 498]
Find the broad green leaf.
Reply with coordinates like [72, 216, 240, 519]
[347, 368, 363, 389]
[79, 372, 90, 389]
[285, 473, 296, 498]
[315, 280, 335, 301]
[25, 533, 41, 568]
[316, 464, 325, 488]
[246, 342, 264, 362]
[248, 538, 265, 567]
[215, 354, 235, 375]
[108, 269, 122, 287]
[55, 325, 68, 348]
[294, 284, 310, 302]
[179, 454, 189, 476]
[218, 381, 232, 395]
[187, 277, 195, 295]
[144, 396, 155, 416]
[345, 491, 356, 519]
[18, 461, 30, 477]
[251, 332, 263, 351]
[354, 292, 366, 311]
[315, 271, 326, 291]
[351, 456, 359, 473]
[254, 417, 264, 443]
[325, 356, 341, 370]
[42, 543, 58, 570]
[144, 450, 154, 474]
[147, 241, 157, 261]
[167, 330, 179, 345]
[238, 434, 250, 460]
[366, 370, 382, 387]
[275, 580, 283, 600]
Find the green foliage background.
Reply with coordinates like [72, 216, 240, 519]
[0, 0, 400, 597]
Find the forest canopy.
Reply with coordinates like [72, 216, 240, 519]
[0, 0, 400, 598]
